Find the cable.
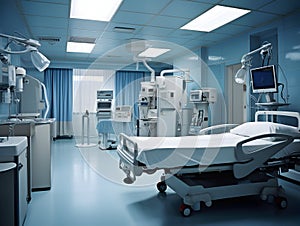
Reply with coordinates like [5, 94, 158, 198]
[277, 64, 289, 103]
[277, 83, 287, 103]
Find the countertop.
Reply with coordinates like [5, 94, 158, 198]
[0, 137, 28, 156]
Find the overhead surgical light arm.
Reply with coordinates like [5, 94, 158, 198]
[160, 68, 190, 80]
[142, 59, 155, 83]
[134, 57, 156, 83]
[0, 33, 50, 72]
[235, 42, 272, 84]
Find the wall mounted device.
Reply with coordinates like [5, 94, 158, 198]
[189, 88, 217, 134]
[114, 105, 132, 122]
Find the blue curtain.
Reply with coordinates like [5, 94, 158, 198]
[115, 70, 148, 119]
[44, 68, 73, 137]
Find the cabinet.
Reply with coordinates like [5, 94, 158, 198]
[0, 122, 34, 202]
[0, 137, 28, 226]
[32, 122, 51, 190]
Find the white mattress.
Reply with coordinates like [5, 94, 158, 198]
[125, 133, 300, 169]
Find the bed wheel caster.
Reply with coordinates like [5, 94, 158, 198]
[205, 201, 212, 207]
[123, 177, 134, 184]
[179, 204, 192, 217]
[157, 181, 167, 193]
[260, 194, 267, 201]
[275, 197, 288, 209]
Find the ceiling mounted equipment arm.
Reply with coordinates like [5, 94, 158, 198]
[235, 42, 272, 84]
[0, 33, 50, 72]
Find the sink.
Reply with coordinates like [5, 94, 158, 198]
[0, 137, 28, 156]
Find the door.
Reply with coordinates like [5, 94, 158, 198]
[226, 64, 247, 124]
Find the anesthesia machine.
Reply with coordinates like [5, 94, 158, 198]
[156, 69, 191, 137]
[137, 64, 217, 137]
[138, 68, 192, 137]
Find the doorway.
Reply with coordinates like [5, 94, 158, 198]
[226, 64, 247, 124]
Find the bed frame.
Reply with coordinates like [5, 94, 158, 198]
[117, 111, 300, 217]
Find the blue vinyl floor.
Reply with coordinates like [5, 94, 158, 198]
[24, 138, 300, 226]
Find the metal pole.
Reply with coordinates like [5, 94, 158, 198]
[81, 114, 85, 145]
[86, 115, 90, 145]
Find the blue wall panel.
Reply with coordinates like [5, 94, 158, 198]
[277, 13, 300, 112]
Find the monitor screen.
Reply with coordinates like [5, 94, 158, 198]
[97, 101, 111, 109]
[250, 65, 277, 93]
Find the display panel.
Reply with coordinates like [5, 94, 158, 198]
[250, 65, 277, 93]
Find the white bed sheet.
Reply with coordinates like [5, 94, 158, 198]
[125, 133, 300, 169]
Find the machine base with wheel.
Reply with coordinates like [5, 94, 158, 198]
[156, 170, 288, 217]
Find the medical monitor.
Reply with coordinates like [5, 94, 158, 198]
[97, 90, 113, 100]
[97, 101, 111, 109]
[250, 65, 277, 93]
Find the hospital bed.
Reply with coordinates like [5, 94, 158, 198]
[117, 111, 300, 216]
[96, 119, 133, 149]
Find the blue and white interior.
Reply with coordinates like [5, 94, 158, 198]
[1, 0, 300, 225]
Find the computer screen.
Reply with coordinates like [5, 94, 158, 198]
[250, 65, 277, 93]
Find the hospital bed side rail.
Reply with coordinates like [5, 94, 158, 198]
[233, 133, 294, 179]
[255, 111, 300, 130]
[118, 133, 147, 184]
[198, 123, 238, 135]
[118, 133, 138, 165]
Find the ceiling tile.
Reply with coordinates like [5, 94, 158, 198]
[160, 0, 212, 19]
[190, 0, 220, 4]
[259, 0, 300, 15]
[21, 1, 69, 18]
[25, 15, 68, 29]
[68, 19, 108, 31]
[132, 34, 170, 42]
[139, 26, 174, 37]
[213, 24, 251, 35]
[219, 0, 274, 10]
[101, 31, 135, 41]
[232, 11, 278, 27]
[68, 29, 103, 40]
[200, 32, 231, 42]
[148, 15, 188, 28]
[168, 29, 204, 40]
[21, 0, 69, 4]
[30, 27, 68, 39]
[112, 11, 154, 25]
[119, 0, 171, 14]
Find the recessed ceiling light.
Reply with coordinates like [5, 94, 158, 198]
[70, 0, 123, 22]
[181, 5, 250, 32]
[66, 42, 95, 53]
[138, 47, 170, 58]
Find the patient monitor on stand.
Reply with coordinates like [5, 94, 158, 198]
[189, 88, 217, 134]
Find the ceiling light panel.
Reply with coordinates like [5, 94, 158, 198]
[70, 0, 123, 22]
[138, 48, 170, 58]
[67, 42, 95, 53]
[181, 5, 250, 32]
